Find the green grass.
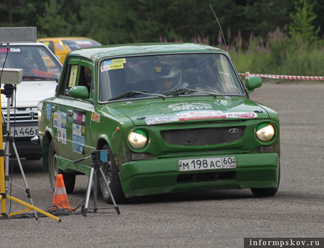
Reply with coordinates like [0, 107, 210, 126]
[229, 32, 324, 77]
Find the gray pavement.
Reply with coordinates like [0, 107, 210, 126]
[1, 82, 324, 248]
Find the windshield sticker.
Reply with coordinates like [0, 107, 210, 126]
[101, 58, 126, 72]
[112, 58, 126, 64]
[168, 103, 212, 111]
[72, 110, 86, 154]
[0, 48, 22, 53]
[110, 63, 124, 70]
[100, 63, 124, 72]
[102, 58, 126, 66]
[145, 116, 179, 125]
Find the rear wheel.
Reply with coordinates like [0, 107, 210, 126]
[99, 144, 126, 203]
[48, 140, 75, 193]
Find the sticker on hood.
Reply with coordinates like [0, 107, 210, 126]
[145, 111, 258, 125]
[176, 111, 258, 121]
[226, 112, 258, 118]
[145, 116, 179, 125]
[176, 110, 225, 121]
[168, 102, 212, 111]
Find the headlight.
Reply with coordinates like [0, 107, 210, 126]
[128, 130, 148, 149]
[256, 124, 275, 142]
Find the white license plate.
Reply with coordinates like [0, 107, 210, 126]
[179, 156, 236, 172]
[10, 126, 39, 137]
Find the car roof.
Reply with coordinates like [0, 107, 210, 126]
[38, 37, 96, 41]
[0, 42, 50, 47]
[66, 43, 225, 62]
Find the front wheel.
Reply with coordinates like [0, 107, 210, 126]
[251, 162, 280, 197]
[99, 144, 126, 204]
[48, 140, 75, 194]
[251, 187, 278, 197]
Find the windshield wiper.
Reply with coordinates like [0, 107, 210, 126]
[109, 90, 166, 101]
[164, 88, 198, 96]
[164, 87, 220, 98]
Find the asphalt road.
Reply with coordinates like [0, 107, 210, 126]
[1, 82, 324, 248]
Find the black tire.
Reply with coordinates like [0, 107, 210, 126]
[61, 172, 76, 194]
[25, 156, 42, 160]
[99, 144, 126, 204]
[48, 140, 58, 192]
[251, 187, 278, 197]
[251, 162, 280, 197]
[48, 140, 76, 194]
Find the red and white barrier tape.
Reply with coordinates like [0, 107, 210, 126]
[239, 72, 324, 81]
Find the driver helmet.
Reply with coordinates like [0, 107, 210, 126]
[155, 65, 182, 91]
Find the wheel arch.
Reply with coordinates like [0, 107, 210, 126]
[41, 130, 55, 172]
[96, 134, 117, 153]
[96, 136, 122, 168]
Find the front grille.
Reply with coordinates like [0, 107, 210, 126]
[177, 171, 236, 183]
[2, 107, 38, 124]
[161, 127, 245, 146]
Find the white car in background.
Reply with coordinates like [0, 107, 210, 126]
[0, 42, 62, 160]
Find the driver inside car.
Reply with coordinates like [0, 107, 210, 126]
[16, 48, 59, 79]
[155, 65, 188, 92]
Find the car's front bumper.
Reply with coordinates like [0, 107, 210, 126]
[3, 136, 42, 160]
[119, 153, 279, 198]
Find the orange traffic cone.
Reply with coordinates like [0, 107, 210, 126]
[52, 174, 74, 211]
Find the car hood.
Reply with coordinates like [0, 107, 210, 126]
[1, 80, 57, 108]
[110, 97, 271, 126]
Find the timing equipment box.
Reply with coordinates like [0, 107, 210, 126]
[0, 27, 37, 43]
[0, 68, 23, 85]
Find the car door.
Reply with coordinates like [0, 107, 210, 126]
[54, 58, 95, 165]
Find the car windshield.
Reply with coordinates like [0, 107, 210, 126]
[99, 53, 245, 102]
[62, 39, 101, 51]
[0, 45, 62, 80]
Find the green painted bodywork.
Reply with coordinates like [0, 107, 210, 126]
[120, 153, 279, 197]
[38, 43, 280, 198]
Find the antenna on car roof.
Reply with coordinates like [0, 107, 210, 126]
[209, 3, 228, 53]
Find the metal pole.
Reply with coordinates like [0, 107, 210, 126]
[0, 87, 6, 218]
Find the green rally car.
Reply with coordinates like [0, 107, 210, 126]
[37, 43, 280, 203]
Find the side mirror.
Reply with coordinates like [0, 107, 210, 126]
[69, 86, 89, 99]
[245, 76, 262, 94]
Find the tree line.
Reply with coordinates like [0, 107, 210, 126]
[0, 0, 322, 48]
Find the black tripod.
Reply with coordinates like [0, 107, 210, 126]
[74, 150, 120, 217]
